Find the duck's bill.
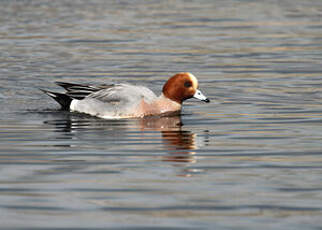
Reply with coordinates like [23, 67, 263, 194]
[193, 89, 210, 103]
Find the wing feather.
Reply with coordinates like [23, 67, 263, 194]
[55, 82, 114, 100]
[88, 84, 157, 104]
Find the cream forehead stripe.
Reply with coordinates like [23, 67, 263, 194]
[186, 72, 198, 89]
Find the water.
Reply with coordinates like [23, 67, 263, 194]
[1, 0, 322, 229]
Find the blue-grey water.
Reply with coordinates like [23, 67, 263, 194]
[1, 0, 322, 229]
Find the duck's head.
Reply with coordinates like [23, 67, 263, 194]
[162, 72, 210, 104]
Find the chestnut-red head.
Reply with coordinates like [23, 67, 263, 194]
[162, 72, 209, 104]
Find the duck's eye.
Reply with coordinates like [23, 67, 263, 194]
[184, 81, 192, 88]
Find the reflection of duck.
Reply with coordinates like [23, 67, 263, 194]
[139, 115, 197, 163]
[161, 130, 197, 163]
[44, 113, 198, 163]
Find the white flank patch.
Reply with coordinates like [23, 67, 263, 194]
[70, 99, 78, 111]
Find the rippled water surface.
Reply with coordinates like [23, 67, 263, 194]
[1, 0, 322, 229]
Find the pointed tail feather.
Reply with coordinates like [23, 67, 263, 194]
[40, 89, 72, 110]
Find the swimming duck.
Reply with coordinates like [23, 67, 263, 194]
[42, 72, 209, 119]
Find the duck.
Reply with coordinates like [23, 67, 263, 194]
[42, 72, 210, 119]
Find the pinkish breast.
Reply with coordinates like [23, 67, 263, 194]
[133, 95, 182, 117]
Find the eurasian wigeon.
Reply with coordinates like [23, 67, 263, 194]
[42, 72, 210, 119]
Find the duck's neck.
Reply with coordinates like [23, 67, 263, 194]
[153, 94, 182, 114]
